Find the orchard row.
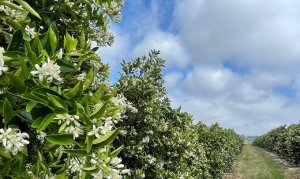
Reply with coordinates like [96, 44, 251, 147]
[253, 124, 300, 166]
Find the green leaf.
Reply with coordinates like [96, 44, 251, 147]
[56, 59, 78, 73]
[39, 31, 49, 51]
[55, 174, 69, 179]
[86, 135, 93, 153]
[22, 92, 49, 106]
[64, 81, 83, 99]
[45, 134, 74, 145]
[38, 151, 43, 161]
[92, 129, 119, 145]
[91, 84, 108, 103]
[58, 122, 67, 133]
[63, 149, 88, 156]
[18, 56, 30, 79]
[0, 1, 23, 11]
[82, 166, 97, 172]
[7, 30, 24, 52]
[24, 41, 37, 65]
[38, 113, 55, 132]
[48, 26, 57, 53]
[31, 117, 43, 128]
[76, 103, 92, 125]
[47, 94, 68, 113]
[83, 67, 94, 91]
[3, 98, 13, 125]
[15, 0, 41, 19]
[6, 73, 26, 92]
[64, 32, 78, 53]
[90, 103, 107, 119]
[0, 101, 3, 113]
[0, 146, 11, 159]
[80, 30, 86, 49]
[26, 101, 37, 112]
[110, 145, 123, 158]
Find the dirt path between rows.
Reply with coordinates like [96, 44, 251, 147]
[224, 145, 300, 179]
[264, 151, 300, 179]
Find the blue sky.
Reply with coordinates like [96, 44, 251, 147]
[101, 0, 300, 135]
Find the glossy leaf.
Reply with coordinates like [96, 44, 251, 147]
[45, 134, 74, 145]
[38, 113, 55, 132]
[64, 81, 83, 99]
[15, 0, 41, 19]
[6, 73, 26, 92]
[3, 98, 13, 125]
[26, 101, 37, 112]
[92, 129, 119, 145]
[83, 67, 94, 91]
[90, 103, 107, 119]
[110, 145, 123, 158]
[48, 26, 57, 53]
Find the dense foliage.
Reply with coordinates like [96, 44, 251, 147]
[253, 124, 300, 166]
[116, 51, 244, 178]
[0, 0, 130, 178]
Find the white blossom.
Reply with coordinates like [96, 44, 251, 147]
[25, 25, 35, 39]
[0, 5, 22, 20]
[76, 72, 86, 81]
[57, 48, 63, 59]
[55, 114, 80, 126]
[0, 128, 12, 146]
[92, 170, 103, 179]
[65, 0, 75, 7]
[106, 168, 121, 179]
[87, 125, 101, 138]
[55, 114, 82, 138]
[0, 128, 30, 156]
[31, 58, 62, 83]
[0, 47, 8, 76]
[65, 125, 83, 139]
[37, 131, 47, 143]
[68, 157, 85, 175]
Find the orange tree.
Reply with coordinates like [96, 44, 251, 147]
[0, 0, 129, 178]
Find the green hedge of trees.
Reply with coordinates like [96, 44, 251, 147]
[253, 124, 300, 166]
[115, 51, 244, 178]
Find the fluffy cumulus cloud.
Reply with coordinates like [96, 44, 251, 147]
[102, 0, 300, 135]
[131, 30, 190, 69]
[174, 0, 300, 70]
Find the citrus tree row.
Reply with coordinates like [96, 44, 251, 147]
[253, 124, 300, 166]
[0, 0, 243, 178]
[115, 51, 244, 178]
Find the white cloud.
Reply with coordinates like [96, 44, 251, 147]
[168, 65, 300, 135]
[100, 28, 131, 72]
[183, 66, 239, 96]
[174, 0, 300, 70]
[165, 72, 184, 89]
[131, 30, 190, 69]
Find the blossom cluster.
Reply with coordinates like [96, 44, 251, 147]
[0, 4, 23, 20]
[30, 58, 63, 83]
[42, 0, 124, 47]
[112, 94, 138, 115]
[55, 114, 83, 138]
[25, 25, 35, 39]
[68, 155, 130, 178]
[0, 128, 30, 156]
